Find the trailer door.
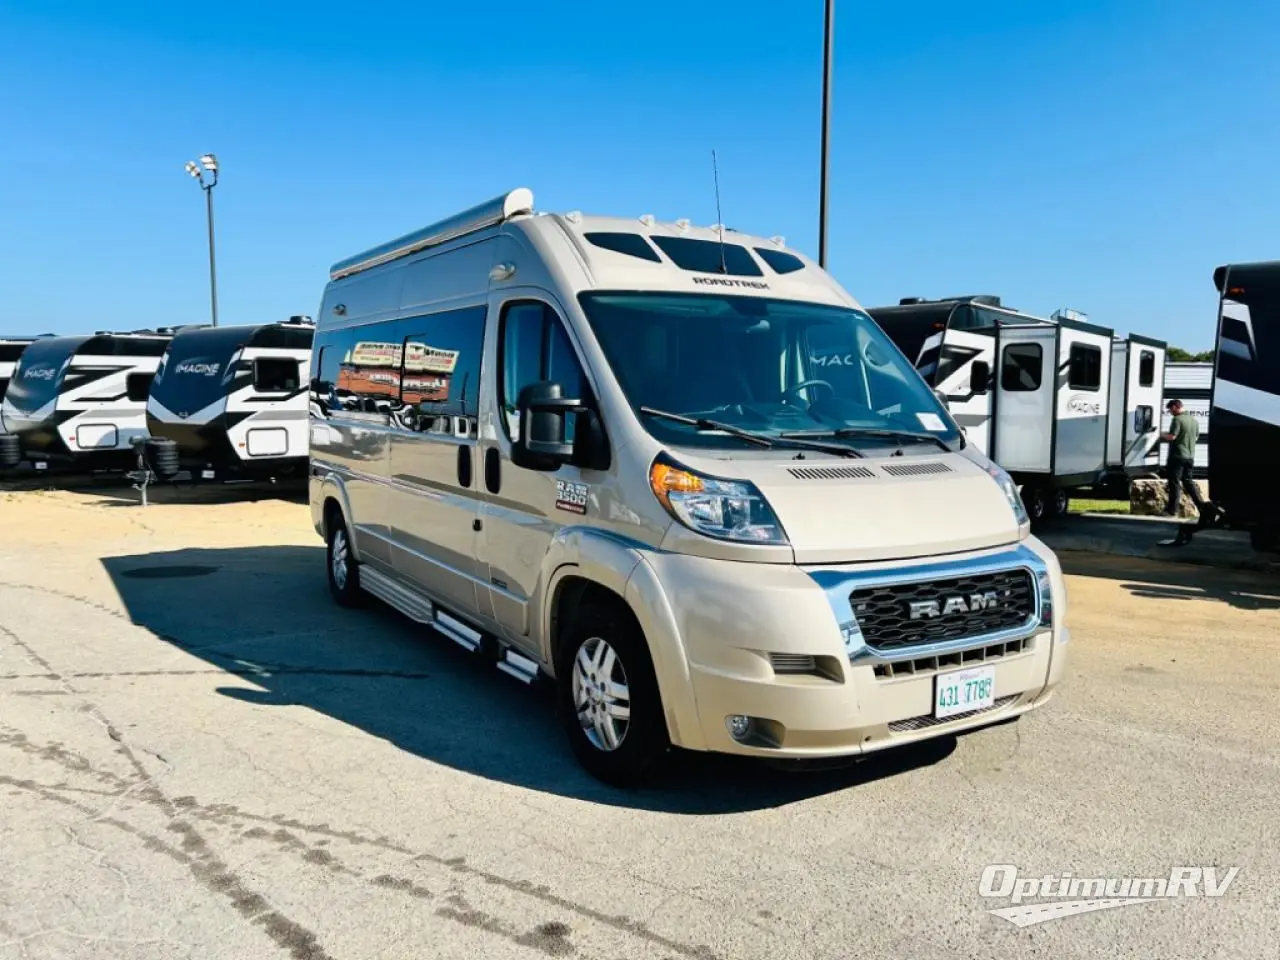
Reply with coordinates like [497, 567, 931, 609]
[927, 328, 995, 454]
[1054, 328, 1111, 482]
[993, 327, 1054, 474]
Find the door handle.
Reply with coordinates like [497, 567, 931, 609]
[457, 444, 472, 488]
[484, 447, 501, 494]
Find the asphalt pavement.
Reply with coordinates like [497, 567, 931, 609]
[1, 486, 1277, 959]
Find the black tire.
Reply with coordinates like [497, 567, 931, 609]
[325, 509, 364, 607]
[1051, 489, 1070, 518]
[555, 599, 669, 786]
[0, 434, 20, 469]
[146, 437, 180, 478]
[1022, 484, 1049, 524]
[1250, 525, 1280, 554]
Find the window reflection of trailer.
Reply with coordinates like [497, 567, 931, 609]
[868, 295, 1115, 522]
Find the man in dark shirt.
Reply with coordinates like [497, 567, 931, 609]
[1161, 399, 1209, 516]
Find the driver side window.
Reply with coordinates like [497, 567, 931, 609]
[499, 301, 589, 442]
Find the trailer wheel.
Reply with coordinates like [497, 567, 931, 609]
[1052, 489, 1070, 518]
[1022, 484, 1049, 524]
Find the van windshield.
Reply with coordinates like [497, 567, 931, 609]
[578, 292, 961, 451]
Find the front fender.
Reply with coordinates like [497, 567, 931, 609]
[312, 471, 359, 560]
[539, 528, 705, 751]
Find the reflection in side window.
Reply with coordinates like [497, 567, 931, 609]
[1001, 343, 1043, 392]
[399, 306, 486, 433]
[253, 357, 300, 393]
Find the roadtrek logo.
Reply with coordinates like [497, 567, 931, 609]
[692, 276, 770, 290]
[979, 864, 1239, 928]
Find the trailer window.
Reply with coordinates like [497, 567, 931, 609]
[126, 373, 153, 402]
[1068, 343, 1102, 391]
[1001, 343, 1042, 391]
[253, 357, 301, 393]
[1139, 350, 1155, 387]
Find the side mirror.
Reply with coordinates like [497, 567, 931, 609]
[511, 381, 583, 471]
[969, 359, 991, 396]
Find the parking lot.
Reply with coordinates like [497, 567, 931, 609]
[2, 484, 1278, 960]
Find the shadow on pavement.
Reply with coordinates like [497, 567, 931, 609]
[1057, 550, 1280, 611]
[101, 544, 956, 814]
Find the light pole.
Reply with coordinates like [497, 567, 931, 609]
[185, 153, 220, 327]
[818, 0, 834, 269]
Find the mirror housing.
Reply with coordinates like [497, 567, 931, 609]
[511, 381, 584, 471]
[969, 359, 991, 396]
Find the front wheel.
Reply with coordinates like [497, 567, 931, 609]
[556, 601, 669, 786]
[326, 515, 364, 607]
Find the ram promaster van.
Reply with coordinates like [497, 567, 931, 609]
[308, 189, 1069, 784]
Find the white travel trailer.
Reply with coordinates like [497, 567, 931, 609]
[867, 297, 1115, 521]
[1160, 361, 1212, 476]
[309, 188, 1068, 785]
[1, 331, 172, 470]
[146, 318, 314, 480]
[1105, 334, 1167, 481]
[0, 336, 38, 468]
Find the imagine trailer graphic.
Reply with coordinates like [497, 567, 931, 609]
[979, 864, 1239, 927]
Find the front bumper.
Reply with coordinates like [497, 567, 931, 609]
[633, 538, 1068, 758]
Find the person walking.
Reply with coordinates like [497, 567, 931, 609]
[1161, 399, 1209, 517]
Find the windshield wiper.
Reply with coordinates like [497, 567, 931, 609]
[640, 407, 863, 458]
[783, 426, 955, 453]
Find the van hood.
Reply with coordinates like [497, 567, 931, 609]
[668, 448, 1023, 564]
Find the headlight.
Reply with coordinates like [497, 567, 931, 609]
[985, 461, 1029, 526]
[649, 455, 788, 544]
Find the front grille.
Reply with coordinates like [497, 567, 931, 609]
[888, 695, 1019, 733]
[872, 636, 1033, 679]
[851, 568, 1035, 651]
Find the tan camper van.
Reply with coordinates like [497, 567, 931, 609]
[308, 189, 1069, 785]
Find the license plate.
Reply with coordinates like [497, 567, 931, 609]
[934, 665, 996, 719]
[201, 470, 216, 479]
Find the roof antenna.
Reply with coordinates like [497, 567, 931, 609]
[712, 149, 728, 274]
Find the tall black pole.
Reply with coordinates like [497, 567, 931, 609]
[818, 0, 834, 268]
[204, 184, 219, 327]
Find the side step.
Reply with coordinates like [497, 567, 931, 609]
[359, 564, 538, 681]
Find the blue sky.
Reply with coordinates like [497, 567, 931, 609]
[1, 0, 1276, 350]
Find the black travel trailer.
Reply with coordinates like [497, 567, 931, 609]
[0, 330, 172, 471]
[1209, 261, 1280, 551]
[146, 317, 314, 480]
[0, 336, 40, 468]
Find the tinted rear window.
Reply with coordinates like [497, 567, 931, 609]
[585, 232, 661, 263]
[650, 236, 763, 277]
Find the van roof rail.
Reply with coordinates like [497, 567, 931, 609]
[329, 188, 535, 282]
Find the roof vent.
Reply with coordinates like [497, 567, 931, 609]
[899, 297, 927, 305]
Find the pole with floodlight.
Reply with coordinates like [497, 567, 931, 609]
[184, 153, 220, 327]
